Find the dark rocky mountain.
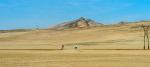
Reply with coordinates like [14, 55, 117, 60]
[53, 17, 104, 29]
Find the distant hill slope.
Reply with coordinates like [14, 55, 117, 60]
[53, 17, 104, 30]
[1, 19, 150, 49]
[113, 21, 150, 29]
[0, 29, 31, 33]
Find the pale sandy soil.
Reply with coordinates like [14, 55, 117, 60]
[0, 22, 150, 67]
[0, 26, 145, 49]
[0, 50, 150, 67]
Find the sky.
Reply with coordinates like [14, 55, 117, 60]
[0, 0, 150, 30]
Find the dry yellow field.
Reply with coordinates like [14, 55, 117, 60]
[0, 22, 150, 67]
[0, 26, 145, 49]
[1, 50, 150, 67]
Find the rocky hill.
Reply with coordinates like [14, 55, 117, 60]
[53, 17, 104, 29]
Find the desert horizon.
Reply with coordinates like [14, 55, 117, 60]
[1, 0, 150, 67]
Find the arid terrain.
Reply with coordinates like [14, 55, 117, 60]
[1, 50, 150, 67]
[0, 20, 150, 67]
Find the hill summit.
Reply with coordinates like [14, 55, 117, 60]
[53, 17, 103, 29]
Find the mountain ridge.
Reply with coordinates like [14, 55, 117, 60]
[52, 17, 104, 30]
[51, 17, 150, 30]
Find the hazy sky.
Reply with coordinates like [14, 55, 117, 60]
[0, 0, 150, 30]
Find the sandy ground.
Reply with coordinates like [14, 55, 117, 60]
[1, 22, 150, 67]
[0, 26, 145, 49]
[0, 50, 150, 67]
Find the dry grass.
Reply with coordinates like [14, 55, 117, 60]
[0, 26, 145, 49]
[1, 50, 150, 67]
[0, 22, 150, 67]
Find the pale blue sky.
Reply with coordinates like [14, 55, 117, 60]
[0, 0, 150, 30]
